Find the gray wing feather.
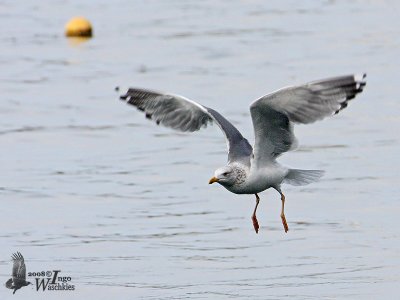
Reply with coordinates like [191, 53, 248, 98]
[120, 88, 211, 132]
[120, 88, 252, 163]
[205, 107, 252, 163]
[250, 74, 366, 163]
[11, 252, 26, 282]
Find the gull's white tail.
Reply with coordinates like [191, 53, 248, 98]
[283, 169, 325, 186]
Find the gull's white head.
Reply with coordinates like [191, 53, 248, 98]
[208, 165, 236, 186]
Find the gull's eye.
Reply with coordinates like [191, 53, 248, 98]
[222, 172, 229, 176]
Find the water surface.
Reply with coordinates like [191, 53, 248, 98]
[0, 1, 399, 299]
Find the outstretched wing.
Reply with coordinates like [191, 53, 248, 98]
[250, 74, 366, 165]
[120, 88, 252, 164]
[11, 252, 27, 283]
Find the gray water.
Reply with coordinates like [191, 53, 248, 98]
[1, 1, 399, 299]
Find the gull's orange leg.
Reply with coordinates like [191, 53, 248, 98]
[280, 193, 289, 233]
[251, 193, 260, 234]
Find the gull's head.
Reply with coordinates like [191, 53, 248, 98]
[209, 166, 236, 186]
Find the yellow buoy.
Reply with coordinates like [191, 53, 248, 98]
[65, 17, 93, 38]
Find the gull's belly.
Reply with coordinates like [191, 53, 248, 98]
[227, 182, 271, 194]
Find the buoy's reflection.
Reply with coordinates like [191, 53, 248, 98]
[67, 36, 91, 47]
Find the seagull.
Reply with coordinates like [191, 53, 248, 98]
[5, 252, 32, 294]
[119, 74, 366, 233]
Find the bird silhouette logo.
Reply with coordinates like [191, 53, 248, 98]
[5, 252, 32, 294]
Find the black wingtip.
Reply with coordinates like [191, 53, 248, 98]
[120, 93, 128, 101]
[119, 88, 133, 101]
[356, 73, 366, 80]
[356, 73, 367, 93]
[356, 73, 367, 84]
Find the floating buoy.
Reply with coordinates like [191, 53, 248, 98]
[65, 17, 93, 38]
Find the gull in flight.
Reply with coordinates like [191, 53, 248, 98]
[119, 74, 366, 233]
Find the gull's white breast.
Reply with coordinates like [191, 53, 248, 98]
[225, 162, 288, 194]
